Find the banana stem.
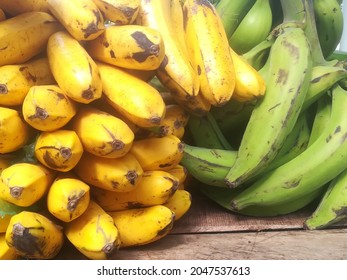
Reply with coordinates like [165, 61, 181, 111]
[280, 0, 306, 24]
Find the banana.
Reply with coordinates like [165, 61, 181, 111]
[130, 134, 184, 171]
[22, 85, 78, 132]
[91, 0, 140, 24]
[0, 107, 31, 154]
[0, 11, 62, 66]
[47, 31, 102, 104]
[47, 0, 105, 41]
[108, 205, 175, 247]
[0, 57, 55, 107]
[0, 0, 50, 15]
[304, 167, 347, 230]
[74, 152, 143, 192]
[230, 83, 347, 210]
[5, 211, 64, 259]
[64, 200, 120, 260]
[137, 0, 200, 97]
[92, 170, 179, 211]
[70, 106, 135, 159]
[166, 164, 188, 189]
[225, 27, 313, 188]
[34, 130, 84, 172]
[97, 62, 166, 127]
[0, 233, 18, 260]
[86, 24, 165, 71]
[163, 189, 192, 221]
[183, 0, 235, 106]
[0, 162, 55, 207]
[313, 0, 343, 59]
[47, 175, 91, 223]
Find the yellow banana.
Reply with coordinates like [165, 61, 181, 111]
[183, 0, 235, 106]
[0, 163, 55, 207]
[86, 24, 165, 71]
[71, 105, 135, 159]
[0, 8, 6, 21]
[0, 0, 50, 15]
[5, 211, 64, 259]
[92, 170, 179, 211]
[130, 134, 185, 171]
[47, 0, 105, 41]
[47, 175, 90, 223]
[0, 233, 18, 260]
[22, 85, 78, 132]
[0, 57, 56, 106]
[47, 31, 102, 104]
[163, 189, 192, 221]
[74, 152, 143, 192]
[0, 107, 31, 154]
[91, 0, 140, 24]
[166, 164, 188, 189]
[34, 130, 84, 172]
[97, 62, 166, 127]
[230, 47, 266, 102]
[108, 205, 175, 247]
[137, 0, 200, 97]
[64, 200, 120, 260]
[0, 11, 62, 66]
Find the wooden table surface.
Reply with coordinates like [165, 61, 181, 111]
[56, 183, 347, 260]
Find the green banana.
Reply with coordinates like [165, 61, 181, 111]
[229, 0, 273, 54]
[230, 83, 347, 210]
[225, 26, 313, 188]
[304, 167, 347, 230]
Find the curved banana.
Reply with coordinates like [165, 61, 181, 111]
[86, 24, 165, 71]
[0, 233, 18, 260]
[47, 0, 105, 41]
[166, 164, 188, 189]
[47, 31, 102, 104]
[97, 62, 166, 127]
[0, 11, 62, 66]
[22, 85, 78, 132]
[74, 152, 143, 192]
[0, 0, 49, 15]
[0, 57, 55, 106]
[64, 200, 120, 260]
[5, 211, 64, 259]
[71, 106, 135, 159]
[34, 130, 84, 172]
[163, 189, 192, 221]
[108, 205, 175, 247]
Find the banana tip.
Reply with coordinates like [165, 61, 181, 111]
[229, 200, 240, 211]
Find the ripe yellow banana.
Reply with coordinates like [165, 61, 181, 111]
[91, 0, 140, 24]
[163, 189, 192, 221]
[47, 176, 90, 223]
[97, 62, 166, 127]
[0, 57, 56, 106]
[166, 164, 188, 189]
[0, 107, 30, 154]
[108, 205, 175, 247]
[0, 233, 18, 260]
[34, 130, 84, 172]
[47, 0, 105, 41]
[183, 0, 235, 106]
[64, 200, 120, 260]
[0, 11, 62, 66]
[71, 106, 135, 159]
[0, 0, 50, 15]
[230, 47, 266, 102]
[74, 152, 143, 192]
[86, 24, 165, 71]
[22, 85, 78, 132]
[47, 31, 102, 104]
[0, 163, 55, 207]
[5, 211, 64, 259]
[130, 134, 185, 171]
[92, 170, 179, 211]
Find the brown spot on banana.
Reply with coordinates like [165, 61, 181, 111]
[9, 186, 24, 198]
[11, 223, 43, 256]
[0, 84, 8, 94]
[82, 86, 95, 100]
[101, 125, 125, 152]
[156, 215, 175, 236]
[150, 116, 162, 125]
[276, 69, 289, 85]
[109, 50, 116, 58]
[19, 66, 37, 83]
[28, 106, 49, 120]
[82, 10, 103, 39]
[120, 7, 137, 20]
[131, 31, 160, 62]
[127, 202, 145, 209]
[126, 170, 138, 185]
[67, 190, 86, 212]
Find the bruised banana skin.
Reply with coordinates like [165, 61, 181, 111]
[225, 27, 313, 188]
[0, 11, 62, 66]
[5, 211, 64, 259]
[0, 0, 50, 15]
[108, 205, 175, 248]
[47, 31, 102, 104]
[86, 24, 165, 71]
[64, 200, 120, 260]
[0, 57, 55, 106]
[230, 84, 347, 211]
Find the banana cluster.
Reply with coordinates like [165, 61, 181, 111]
[0, 0, 198, 260]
